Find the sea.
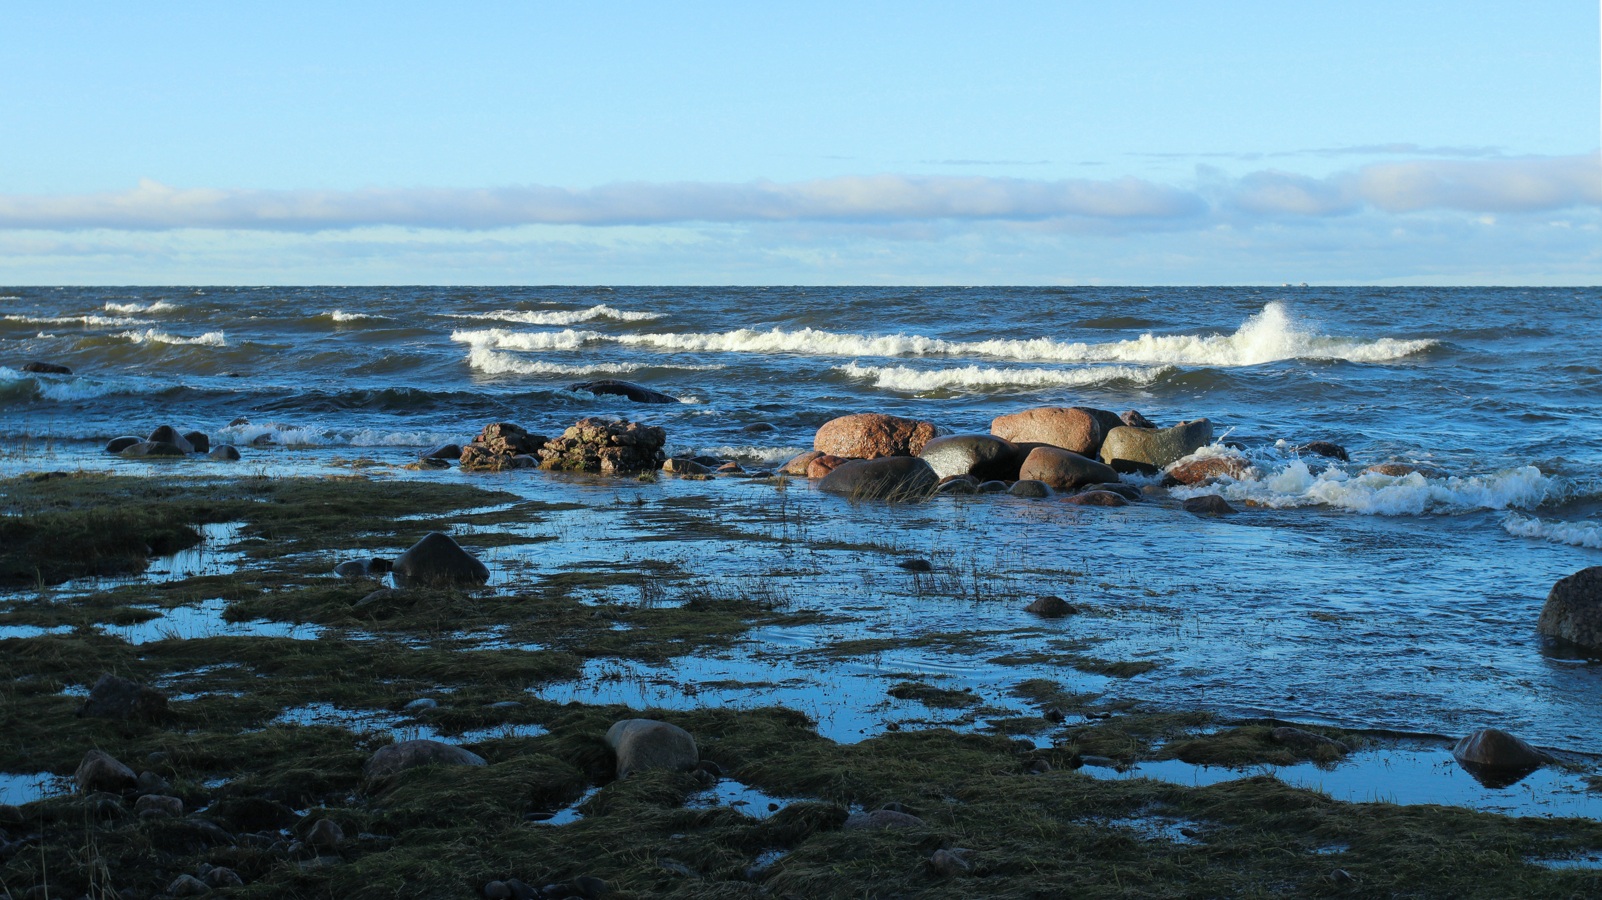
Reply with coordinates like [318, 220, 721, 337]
[2, 285, 1600, 774]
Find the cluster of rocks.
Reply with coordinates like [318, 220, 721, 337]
[457, 422, 548, 472]
[534, 417, 666, 475]
[104, 425, 241, 462]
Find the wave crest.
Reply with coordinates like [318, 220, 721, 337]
[104, 301, 177, 314]
[116, 329, 228, 347]
[448, 304, 660, 326]
[1171, 455, 1553, 516]
[835, 361, 1168, 392]
[1503, 513, 1602, 550]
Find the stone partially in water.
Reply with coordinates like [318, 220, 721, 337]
[1017, 446, 1118, 492]
[1101, 419, 1213, 474]
[814, 413, 939, 459]
[21, 360, 72, 374]
[779, 450, 823, 476]
[1025, 596, 1076, 618]
[1452, 727, 1549, 785]
[917, 433, 1021, 481]
[120, 440, 187, 458]
[1537, 566, 1602, 655]
[105, 436, 140, 453]
[1063, 490, 1129, 507]
[606, 719, 698, 778]
[568, 379, 679, 404]
[817, 457, 939, 501]
[806, 454, 847, 479]
[1182, 495, 1236, 516]
[147, 425, 195, 453]
[537, 417, 666, 475]
[392, 533, 490, 588]
[990, 407, 1105, 457]
[207, 445, 242, 462]
[1165, 453, 1250, 486]
[1008, 479, 1050, 499]
[1296, 440, 1349, 461]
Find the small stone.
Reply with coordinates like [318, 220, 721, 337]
[306, 818, 344, 849]
[77, 673, 168, 721]
[105, 436, 141, 453]
[1063, 489, 1129, 507]
[1025, 596, 1076, 618]
[1329, 868, 1356, 884]
[483, 881, 513, 900]
[167, 874, 210, 896]
[928, 848, 972, 876]
[661, 457, 712, 475]
[1182, 495, 1236, 516]
[895, 558, 933, 572]
[606, 719, 698, 778]
[135, 770, 170, 794]
[354, 588, 399, 609]
[502, 879, 539, 900]
[1296, 440, 1349, 461]
[134, 794, 182, 818]
[1008, 479, 1051, 499]
[75, 750, 137, 794]
[977, 480, 1009, 493]
[202, 867, 244, 888]
[1027, 758, 1052, 775]
[364, 740, 487, 783]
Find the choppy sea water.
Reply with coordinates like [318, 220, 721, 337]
[2, 285, 1600, 760]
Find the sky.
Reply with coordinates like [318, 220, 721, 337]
[0, 2, 1598, 285]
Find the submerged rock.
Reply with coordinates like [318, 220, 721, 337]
[1296, 440, 1349, 461]
[1452, 728, 1550, 787]
[661, 457, 712, 475]
[779, 450, 823, 476]
[568, 379, 679, 404]
[917, 433, 1021, 481]
[105, 436, 140, 453]
[1537, 566, 1602, 654]
[147, 425, 195, 453]
[818, 457, 940, 501]
[77, 673, 168, 721]
[1165, 453, 1250, 486]
[420, 442, 462, 461]
[1364, 462, 1446, 479]
[990, 407, 1105, 456]
[207, 445, 242, 462]
[1182, 495, 1236, 516]
[1100, 419, 1212, 474]
[392, 532, 490, 588]
[120, 440, 187, 458]
[1025, 596, 1076, 618]
[21, 360, 72, 375]
[182, 430, 211, 453]
[606, 719, 698, 778]
[1063, 490, 1129, 507]
[76, 750, 137, 794]
[365, 739, 486, 781]
[814, 412, 938, 459]
[537, 417, 666, 475]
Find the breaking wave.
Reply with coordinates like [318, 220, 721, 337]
[325, 310, 392, 323]
[1503, 513, 1602, 550]
[215, 422, 466, 449]
[835, 361, 1169, 392]
[116, 329, 228, 347]
[104, 301, 177, 314]
[4, 314, 148, 327]
[1170, 456, 1554, 516]
[447, 304, 661, 326]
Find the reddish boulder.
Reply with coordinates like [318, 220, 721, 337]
[1017, 446, 1118, 492]
[806, 454, 848, 479]
[779, 450, 823, 476]
[1165, 454, 1250, 486]
[990, 407, 1104, 456]
[1538, 566, 1602, 654]
[1064, 490, 1129, 507]
[814, 413, 938, 459]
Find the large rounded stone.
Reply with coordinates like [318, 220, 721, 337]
[807, 454, 848, 478]
[77, 673, 168, 721]
[120, 441, 187, 458]
[105, 436, 140, 454]
[605, 719, 698, 778]
[817, 457, 939, 501]
[182, 431, 211, 454]
[1538, 567, 1602, 654]
[392, 532, 490, 589]
[1017, 446, 1118, 492]
[1008, 479, 1051, 499]
[208, 445, 242, 462]
[1100, 419, 1213, 474]
[76, 749, 137, 794]
[779, 450, 823, 476]
[814, 413, 938, 459]
[147, 425, 195, 454]
[1165, 453, 1250, 486]
[990, 407, 1104, 456]
[365, 739, 487, 781]
[1451, 728, 1549, 787]
[916, 434, 1021, 481]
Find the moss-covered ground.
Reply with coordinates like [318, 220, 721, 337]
[2, 474, 1600, 899]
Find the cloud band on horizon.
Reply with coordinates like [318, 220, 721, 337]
[0, 155, 1596, 232]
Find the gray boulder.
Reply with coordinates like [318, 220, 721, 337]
[1452, 728, 1549, 786]
[365, 739, 486, 781]
[1182, 495, 1236, 516]
[182, 431, 211, 453]
[917, 434, 1021, 481]
[120, 440, 187, 458]
[76, 749, 137, 794]
[208, 445, 242, 462]
[392, 533, 490, 588]
[1537, 567, 1602, 654]
[1100, 419, 1213, 474]
[21, 361, 72, 375]
[147, 425, 195, 453]
[77, 673, 168, 721]
[105, 436, 140, 453]
[1008, 479, 1051, 499]
[818, 457, 939, 501]
[606, 719, 699, 778]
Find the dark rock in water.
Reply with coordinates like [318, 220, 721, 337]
[818, 457, 940, 501]
[78, 673, 168, 721]
[990, 406, 1104, 456]
[661, 457, 712, 475]
[807, 453, 847, 478]
[928, 848, 972, 876]
[917, 433, 1021, 481]
[21, 360, 72, 375]
[779, 450, 823, 476]
[606, 719, 698, 778]
[1063, 490, 1128, 507]
[420, 442, 461, 461]
[896, 558, 933, 572]
[207, 445, 242, 462]
[1121, 409, 1157, 429]
[537, 417, 666, 475]
[815, 412, 938, 459]
[147, 425, 195, 453]
[937, 474, 980, 494]
[569, 379, 680, 404]
[1101, 419, 1213, 474]
[1538, 566, 1602, 654]
[1165, 453, 1250, 486]
[1182, 495, 1236, 516]
[1271, 726, 1349, 756]
[1018, 446, 1118, 492]
[182, 431, 210, 453]
[1452, 728, 1549, 785]
[1025, 596, 1076, 618]
[105, 436, 140, 453]
[1084, 482, 1140, 501]
[228, 416, 251, 427]
[1008, 479, 1051, 499]
[365, 739, 486, 782]
[977, 480, 1009, 493]
[75, 749, 137, 794]
[843, 809, 925, 830]
[1296, 440, 1349, 461]
[392, 532, 490, 588]
[741, 422, 777, 434]
[120, 440, 187, 458]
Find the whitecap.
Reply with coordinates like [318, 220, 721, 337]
[4, 314, 148, 327]
[117, 329, 227, 347]
[327, 310, 392, 323]
[835, 361, 1169, 392]
[215, 422, 466, 448]
[450, 328, 599, 351]
[0, 366, 150, 402]
[677, 445, 809, 465]
[466, 348, 646, 377]
[104, 301, 176, 314]
[1503, 513, 1602, 550]
[447, 304, 661, 326]
[1171, 457, 1554, 516]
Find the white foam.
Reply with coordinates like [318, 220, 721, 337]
[0, 366, 148, 402]
[4, 314, 147, 327]
[466, 348, 646, 377]
[448, 305, 661, 326]
[327, 309, 391, 323]
[1171, 458, 1554, 516]
[215, 422, 465, 448]
[836, 361, 1168, 392]
[450, 303, 1432, 367]
[1503, 514, 1602, 550]
[679, 445, 808, 465]
[116, 329, 227, 347]
[104, 301, 176, 314]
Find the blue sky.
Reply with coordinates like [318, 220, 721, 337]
[1, 2, 1597, 284]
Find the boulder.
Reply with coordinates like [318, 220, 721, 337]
[420, 442, 462, 461]
[1182, 495, 1236, 516]
[1452, 728, 1549, 786]
[460, 422, 549, 472]
[1025, 596, 1076, 618]
[21, 361, 72, 375]
[990, 407, 1104, 456]
[1100, 419, 1213, 474]
[917, 434, 1021, 481]
[537, 417, 666, 475]
[1165, 453, 1250, 486]
[182, 431, 211, 454]
[742, 422, 777, 434]
[207, 445, 242, 462]
[1121, 409, 1157, 429]
[77, 674, 168, 721]
[168, 874, 211, 897]
[120, 440, 187, 458]
[1064, 490, 1129, 507]
[937, 475, 980, 495]
[977, 480, 1009, 493]
[928, 848, 972, 876]
[75, 750, 137, 794]
[1017, 446, 1118, 492]
[779, 450, 824, 476]
[392, 532, 490, 588]
[814, 413, 938, 459]
[1296, 441, 1349, 462]
[1538, 567, 1602, 654]
[365, 739, 487, 781]
[147, 425, 195, 453]
[806, 454, 847, 479]
[1084, 482, 1140, 501]
[306, 818, 345, 849]
[568, 379, 679, 404]
[135, 794, 183, 818]
[843, 809, 925, 830]
[661, 457, 712, 475]
[1008, 480, 1051, 499]
[105, 436, 140, 454]
[334, 558, 389, 582]
[605, 719, 699, 778]
[818, 457, 939, 501]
